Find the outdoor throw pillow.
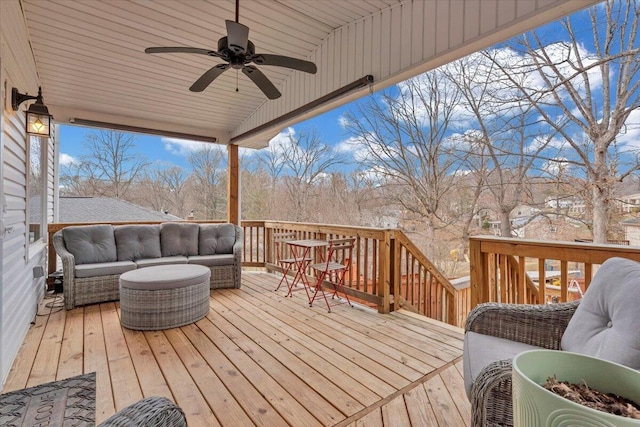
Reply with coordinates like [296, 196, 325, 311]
[114, 224, 162, 261]
[561, 257, 640, 369]
[199, 223, 237, 255]
[160, 222, 199, 257]
[62, 225, 117, 265]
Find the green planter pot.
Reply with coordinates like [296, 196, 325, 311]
[512, 350, 640, 427]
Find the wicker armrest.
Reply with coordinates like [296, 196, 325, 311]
[465, 300, 580, 349]
[53, 231, 78, 309]
[232, 225, 243, 288]
[98, 396, 186, 427]
[470, 359, 514, 427]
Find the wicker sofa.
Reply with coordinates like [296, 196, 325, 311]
[53, 222, 242, 309]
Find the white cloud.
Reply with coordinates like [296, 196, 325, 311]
[162, 137, 216, 156]
[335, 134, 378, 162]
[59, 153, 77, 166]
[338, 116, 349, 128]
[268, 127, 296, 149]
[542, 157, 570, 176]
[616, 109, 640, 148]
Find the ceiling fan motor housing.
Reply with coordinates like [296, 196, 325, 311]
[218, 36, 255, 63]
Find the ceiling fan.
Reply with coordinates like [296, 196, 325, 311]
[144, 0, 317, 100]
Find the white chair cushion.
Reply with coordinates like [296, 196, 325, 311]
[561, 257, 640, 369]
[463, 331, 541, 398]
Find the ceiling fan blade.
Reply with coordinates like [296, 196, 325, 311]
[242, 66, 281, 99]
[226, 20, 249, 54]
[190, 64, 230, 92]
[252, 54, 317, 74]
[145, 47, 217, 56]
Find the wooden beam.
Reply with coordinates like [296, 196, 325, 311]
[227, 144, 239, 225]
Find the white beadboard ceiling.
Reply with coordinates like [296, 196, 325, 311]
[20, 0, 598, 149]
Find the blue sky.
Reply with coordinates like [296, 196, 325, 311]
[58, 99, 362, 171]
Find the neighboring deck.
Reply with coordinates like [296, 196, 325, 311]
[4, 272, 469, 426]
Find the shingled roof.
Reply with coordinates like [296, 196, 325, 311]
[58, 197, 183, 223]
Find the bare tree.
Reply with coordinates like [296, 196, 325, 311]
[444, 53, 559, 238]
[136, 171, 171, 213]
[241, 163, 274, 220]
[277, 128, 343, 222]
[188, 145, 226, 219]
[256, 137, 287, 216]
[344, 70, 463, 259]
[76, 130, 149, 198]
[487, 0, 640, 242]
[59, 161, 90, 196]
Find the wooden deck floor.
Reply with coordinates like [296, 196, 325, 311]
[4, 272, 469, 426]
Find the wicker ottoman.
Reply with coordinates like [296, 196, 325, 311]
[120, 265, 211, 330]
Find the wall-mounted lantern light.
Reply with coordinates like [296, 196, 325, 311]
[11, 86, 53, 137]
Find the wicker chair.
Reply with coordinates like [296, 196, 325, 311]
[99, 396, 187, 427]
[464, 300, 579, 426]
[464, 256, 640, 427]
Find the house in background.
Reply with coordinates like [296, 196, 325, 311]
[58, 197, 183, 223]
[622, 217, 640, 246]
[620, 193, 640, 213]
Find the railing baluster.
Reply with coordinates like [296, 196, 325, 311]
[560, 260, 568, 302]
[538, 259, 546, 304]
[518, 256, 525, 304]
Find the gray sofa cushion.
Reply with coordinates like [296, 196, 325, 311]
[463, 331, 541, 398]
[114, 225, 161, 261]
[120, 265, 210, 290]
[135, 256, 188, 268]
[561, 257, 640, 369]
[63, 225, 117, 265]
[160, 223, 199, 257]
[189, 254, 235, 267]
[199, 224, 236, 255]
[75, 261, 137, 278]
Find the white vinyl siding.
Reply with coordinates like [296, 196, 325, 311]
[1, 0, 50, 387]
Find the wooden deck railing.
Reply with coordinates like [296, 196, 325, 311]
[47, 220, 461, 325]
[469, 236, 640, 310]
[392, 230, 459, 325]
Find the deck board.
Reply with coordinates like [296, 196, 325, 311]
[4, 272, 469, 426]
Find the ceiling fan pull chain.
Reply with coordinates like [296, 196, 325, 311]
[236, 70, 239, 92]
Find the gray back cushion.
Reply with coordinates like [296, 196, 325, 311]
[114, 225, 161, 261]
[62, 225, 117, 265]
[561, 257, 640, 369]
[160, 223, 199, 257]
[199, 224, 236, 255]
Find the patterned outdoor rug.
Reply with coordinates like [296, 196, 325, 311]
[0, 372, 95, 426]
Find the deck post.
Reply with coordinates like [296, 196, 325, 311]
[469, 237, 485, 310]
[389, 232, 397, 312]
[378, 230, 392, 314]
[227, 144, 240, 225]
